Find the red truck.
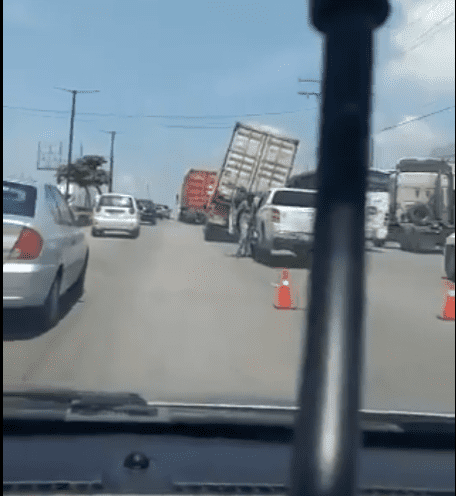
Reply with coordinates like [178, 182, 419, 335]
[177, 169, 218, 224]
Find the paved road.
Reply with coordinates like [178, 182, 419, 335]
[3, 219, 455, 414]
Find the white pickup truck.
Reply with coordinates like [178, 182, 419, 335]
[252, 187, 317, 261]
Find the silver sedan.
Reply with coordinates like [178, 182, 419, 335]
[3, 178, 89, 328]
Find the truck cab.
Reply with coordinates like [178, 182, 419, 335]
[387, 158, 455, 252]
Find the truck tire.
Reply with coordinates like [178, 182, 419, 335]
[408, 203, 433, 227]
[204, 223, 216, 241]
[399, 226, 415, 252]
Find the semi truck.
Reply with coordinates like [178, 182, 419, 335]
[386, 157, 454, 252]
[178, 169, 217, 224]
[203, 122, 299, 241]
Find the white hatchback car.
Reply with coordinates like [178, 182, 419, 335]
[92, 193, 140, 238]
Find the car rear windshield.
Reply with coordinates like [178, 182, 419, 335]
[3, 181, 37, 218]
[272, 190, 317, 208]
[137, 200, 154, 209]
[99, 196, 133, 208]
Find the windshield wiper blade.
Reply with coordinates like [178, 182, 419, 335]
[4, 391, 454, 434]
[3, 389, 149, 421]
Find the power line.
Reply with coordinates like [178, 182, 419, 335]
[165, 125, 233, 129]
[3, 105, 68, 113]
[3, 105, 313, 120]
[403, 11, 455, 54]
[379, 105, 455, 133]
[410, 10, 454, 45]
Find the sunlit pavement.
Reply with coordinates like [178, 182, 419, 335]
[3, 219, 455, 414]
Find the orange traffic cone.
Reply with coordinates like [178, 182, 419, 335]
[439, 277, 455, 321]
[273, 269, 298, 310]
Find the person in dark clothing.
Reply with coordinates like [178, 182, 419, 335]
[236, 193, 256, 258]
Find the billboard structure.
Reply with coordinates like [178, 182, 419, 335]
[37, 141, 63, 171]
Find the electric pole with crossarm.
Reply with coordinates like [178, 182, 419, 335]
[55, 87, 100, 197]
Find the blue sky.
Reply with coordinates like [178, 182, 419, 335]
[3, 0, 455, 206]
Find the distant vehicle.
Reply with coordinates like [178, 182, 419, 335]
[204, 122, 299, 241]
[252, 187, 317, 262]
[3, 178, 89, 328]
[135, 199, 156, 225]
[444, 232, 455, 282]
[92, 193, 140, 238]
[56, 182, 99, 226]
[155, 204, 171, 219]
[178, 169, 217, 224]
[386, 158, 454, 252]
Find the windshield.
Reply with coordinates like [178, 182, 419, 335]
[3, 181, 37, 218]
[272, 190, 317, 208]
[137, 200, 153, 208]
[99, 196, 133, 208]
[3, 0, 455, 419]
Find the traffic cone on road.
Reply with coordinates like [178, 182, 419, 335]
[439, 277, 455, 321]
[273, 269, 298, 310]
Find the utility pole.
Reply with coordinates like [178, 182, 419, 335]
[55, 87, 100, 198]
[298, 79, 376, 169]
[298, 79, 322, 171]
[101, 131, 117, 192]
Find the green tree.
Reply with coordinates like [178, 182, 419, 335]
[56, 155, 110, 194]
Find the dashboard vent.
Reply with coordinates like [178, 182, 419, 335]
[173, 483, 286, 494]
[173, 485, 454, 496]
[3, 481, 104, 494]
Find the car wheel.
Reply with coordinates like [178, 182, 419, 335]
[73, 252, 89, 299]
[131, 228, 140, 239]
[373, 238, 385, 248]
[91, 228, 98, 237]
[40, 273, 61, 329]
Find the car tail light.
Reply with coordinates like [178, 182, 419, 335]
[271, 209, 280, 223]
[11, 228, 43, 260]
[129, 208, 135, 215]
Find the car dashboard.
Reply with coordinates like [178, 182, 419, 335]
[3, 418, 455, 495]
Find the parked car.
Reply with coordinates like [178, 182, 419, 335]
[92, 193, 140, 238]
[135, 199, 156, 225]
[3, 178, 89, 328]
[252, 187, 317, 261]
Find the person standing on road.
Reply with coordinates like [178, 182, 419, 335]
[236, 193, 256, 258]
